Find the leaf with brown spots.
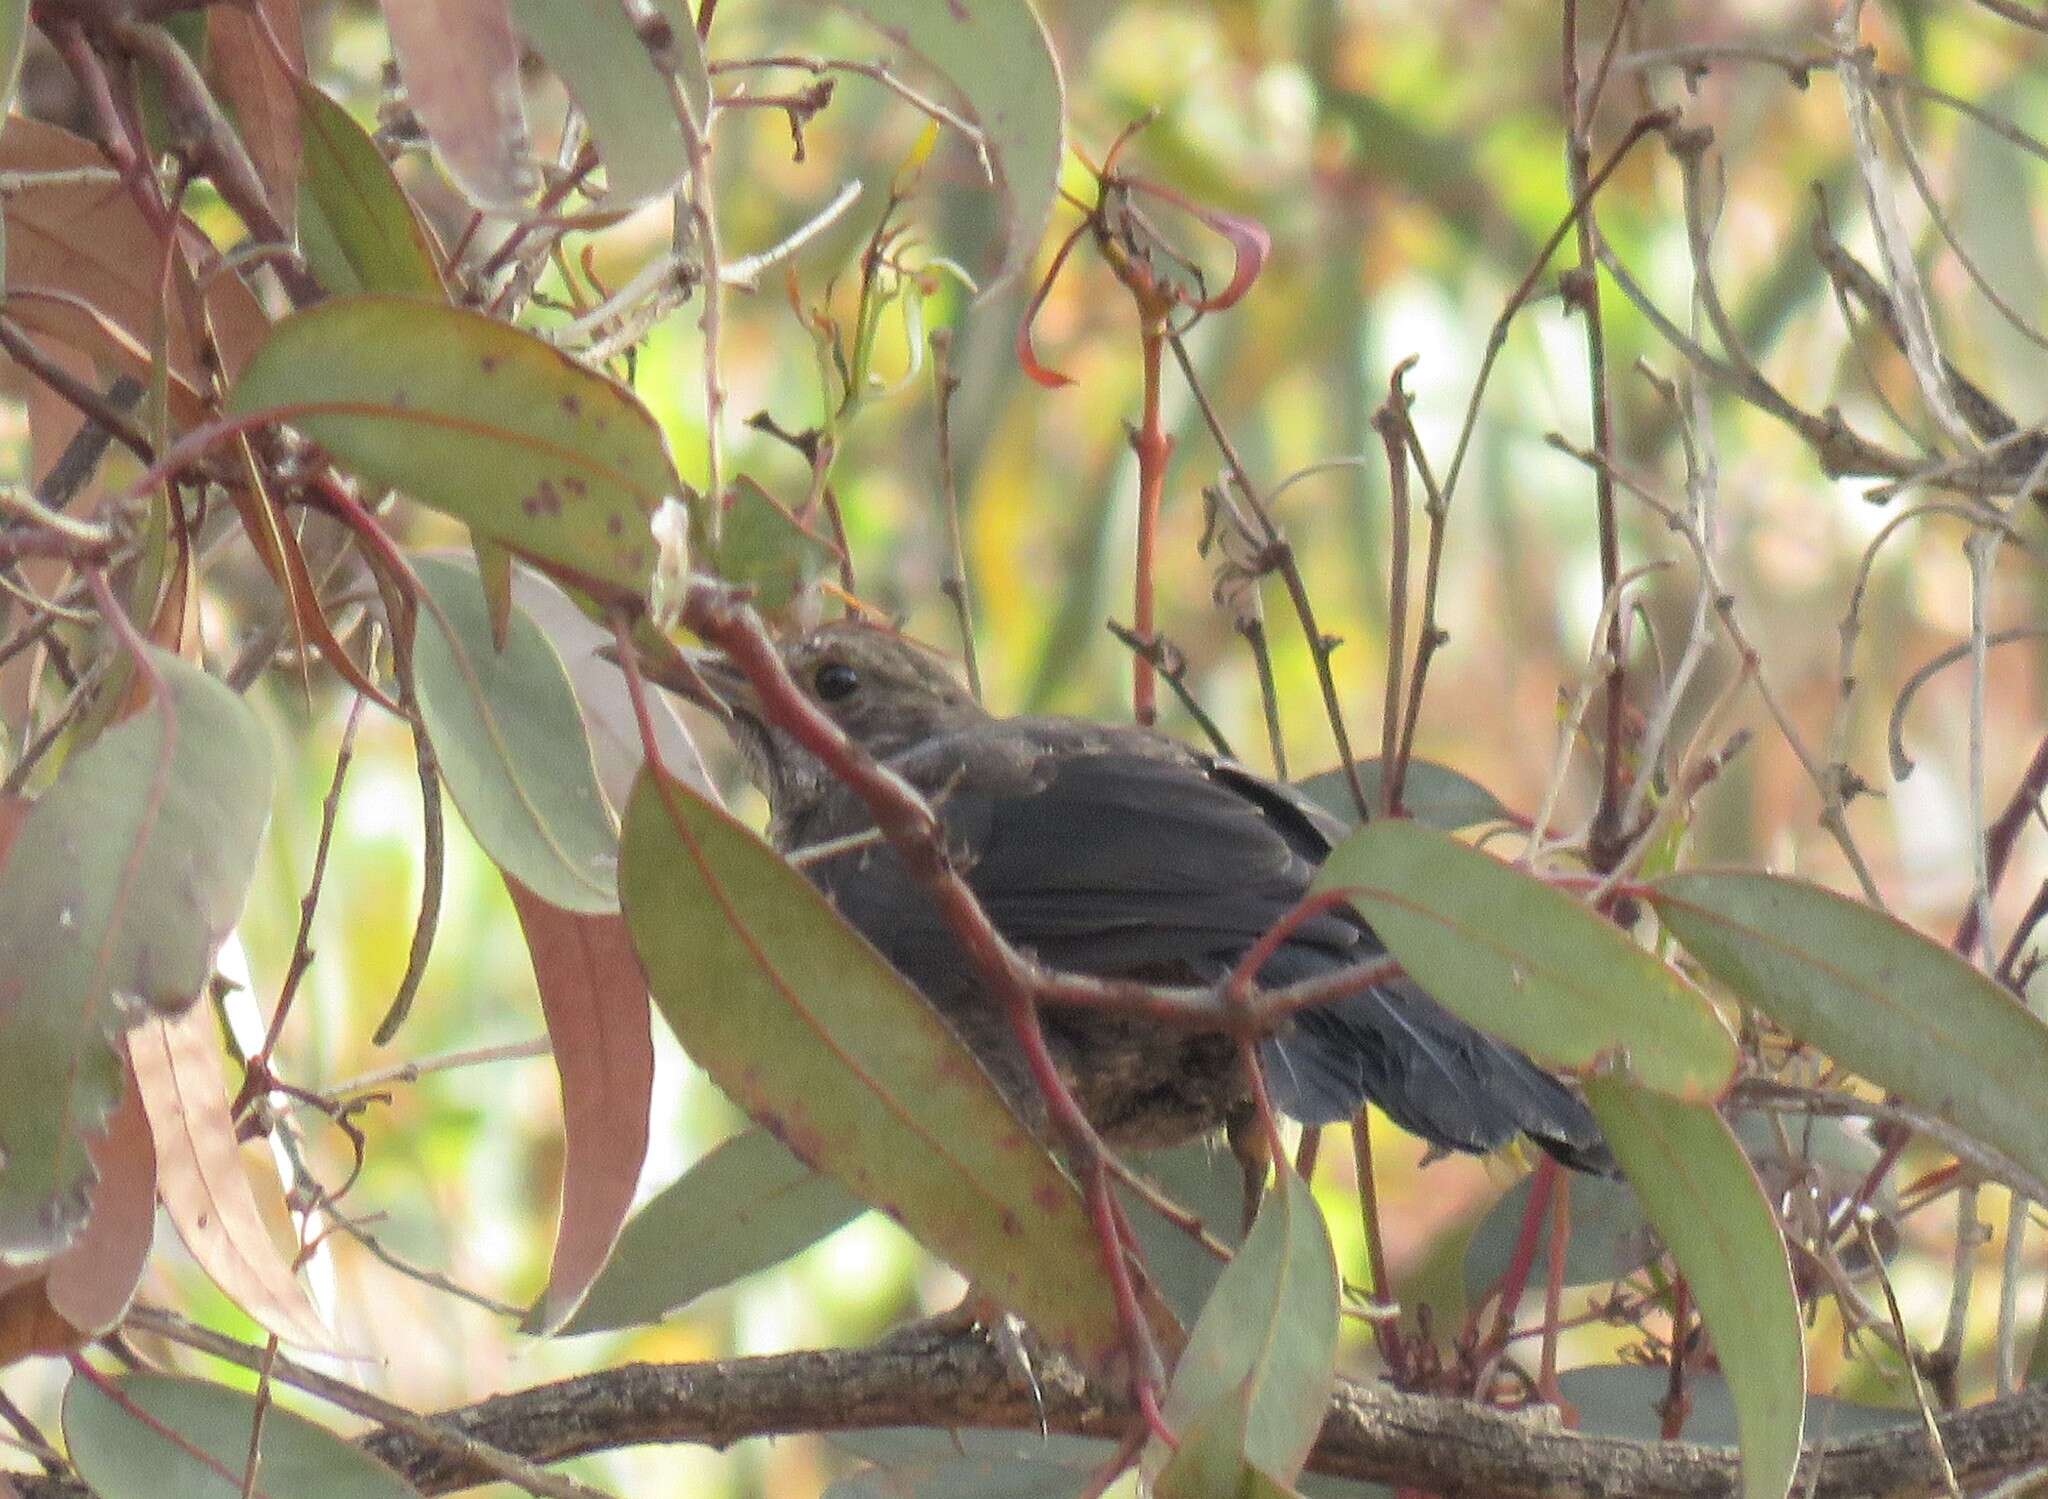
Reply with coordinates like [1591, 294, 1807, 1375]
[226, 296, 681, 603]
[619, 764, 1140, 1368]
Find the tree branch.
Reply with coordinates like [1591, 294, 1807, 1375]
[22, 1321, 2048, 1497]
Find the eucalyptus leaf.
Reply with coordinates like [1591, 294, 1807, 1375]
[0, 651, 271, 1263]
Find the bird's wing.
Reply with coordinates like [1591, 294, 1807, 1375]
[912, 741, 1364, 974]
[799, 730, 1610, 1171]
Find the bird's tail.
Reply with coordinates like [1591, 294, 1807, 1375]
[1259, 978, 1613, 1174]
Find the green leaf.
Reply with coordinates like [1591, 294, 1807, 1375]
[1649, 870, 2048, 1200]
[1584, 1080, 1804, 1499]
[831, 0, 1064, 285]
[618, 765, 1133, 1364]
[0, 0, 27, 124]
[559, 1126, 865, 1335]
[1561, 1365, 1905, 1446]
[1149, 1164, 1337, 1486]
[225, 295, 680, 603]
[510, 0, 704, 207]
[714, 475, 838, 620]
[1294, 757, 1512, 831]
[1312, 820, 1736, 1099]
[411, 555, 617, 913]
[295, 78, 446, 299]
[1462, 1168, 1657, 1305]
[827, 1429, 1117, 1499]
[1156, 1394, 1305, 1499]
[0, 651, 271, 1263]
[1120, 1141, 1250, 1326]
[64, 1371, 420, 1499]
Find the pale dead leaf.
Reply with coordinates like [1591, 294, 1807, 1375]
[130, 1007, 329, 1349]
[509, 566, 717, 813]
[383, 0, 535, 210]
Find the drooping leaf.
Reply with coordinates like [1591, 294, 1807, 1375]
[1584, 1079, 1804, 1499]
[295, 78, 447, 299]
[1, 118, 269, 427]
[509, 566, 718, 815]
[130, 1008, 330, 1350]
[618, 764, 1134, 1364]
[0, 1080, 154, 1365]
[225, 296, 680, 602]
[1120, 1140, 1250, 1327]
[410, 555, 617, 913]
[508, 881, 654, 1334]
[1147, 1163, 1337, 1487]
[64, 1371, 422, 1499]
[831, 0, 1064, 286]
[508, 0, 702, 207]
[1312, 820, 1736, 1100]
[561, 1126, 864, 1335]
[382, 0, 534, 211]
[1462, 1168, 1657, 1305]
[207, 0, 304, 221]
[0, 0, 29, 122]
[1293, 757, 1512, 831]
[43, 1076, 155, 1338]
[0, 650, 272, 1263]
[1155, 1391, 1305, 1499]
[1649, 870, 2048, 1200]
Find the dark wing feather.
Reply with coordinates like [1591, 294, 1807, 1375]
[799, 727, 1608, 1170]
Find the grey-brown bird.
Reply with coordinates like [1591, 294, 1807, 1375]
[677, 619, 1608, 1172]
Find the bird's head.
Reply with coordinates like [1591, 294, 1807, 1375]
[670, 620, 985, 814]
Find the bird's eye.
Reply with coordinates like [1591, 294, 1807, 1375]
[813, 661, 860, 702]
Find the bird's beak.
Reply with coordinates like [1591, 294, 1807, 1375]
[598, 640, 750, 723]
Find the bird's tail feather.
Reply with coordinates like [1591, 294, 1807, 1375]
[1260, 981, 1613, 1174]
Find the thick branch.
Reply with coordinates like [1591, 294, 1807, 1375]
[18, 1321, 2048, 1498]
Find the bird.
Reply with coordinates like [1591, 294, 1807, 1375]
[666, 618, 1609, 1174]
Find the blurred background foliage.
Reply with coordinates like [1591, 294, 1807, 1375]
[7, 0, 2048, 1493]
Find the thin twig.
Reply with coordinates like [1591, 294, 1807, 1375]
[928, 328, 982, 702]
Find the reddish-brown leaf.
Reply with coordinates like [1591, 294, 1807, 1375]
[207, 0, 305, 221]
[0, 1278, 80, 1364]
[508, 879, 655, 1334]
[0, 359, 86, 712]
[129, 1008, 329, 1350]
[45, 1072, 155, 1335]
[383, 0, 535, 210]
[1119, 175, 1272, 313]
[1, 118, 269, 425]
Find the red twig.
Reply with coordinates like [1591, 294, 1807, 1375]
[1482, 1155, 1560, 1368]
